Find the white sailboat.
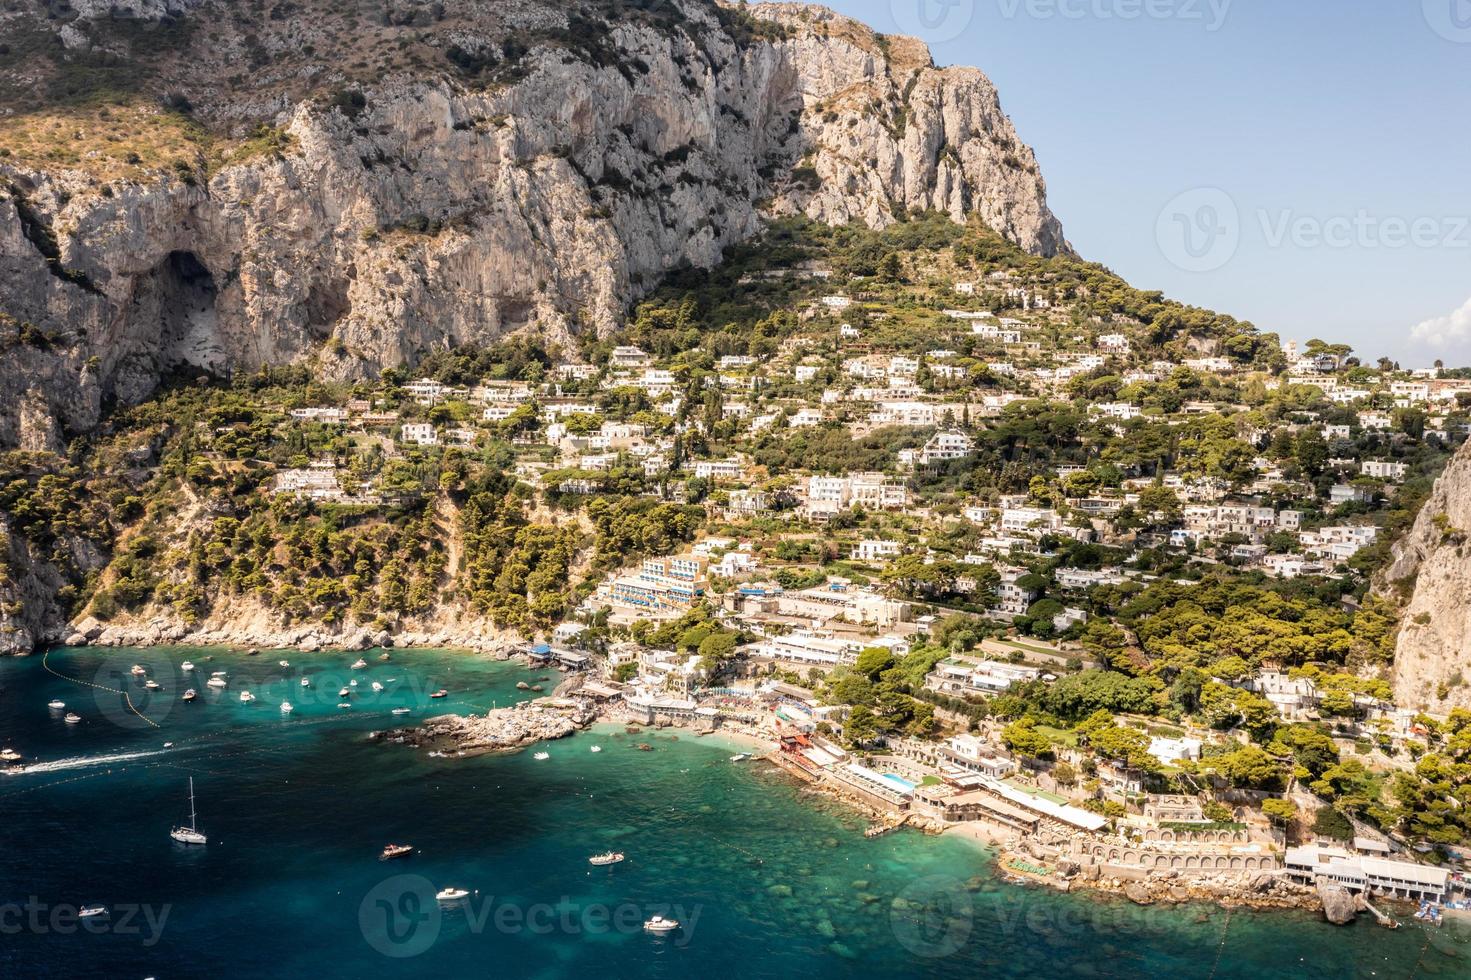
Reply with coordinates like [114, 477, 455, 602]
[169, 778, 208, 845]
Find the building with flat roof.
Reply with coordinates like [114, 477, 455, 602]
[1283, 844, 1451, 903]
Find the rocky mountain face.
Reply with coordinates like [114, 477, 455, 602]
[0, 0, 1065, 452]
[1381, 437, 1471, 712]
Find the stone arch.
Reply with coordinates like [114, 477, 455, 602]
[1185, 856, 1199, 870]
[1244, 857, 1257, 870]
[1154, 855, 1170, 869]
[1230, 857, 1243, 870]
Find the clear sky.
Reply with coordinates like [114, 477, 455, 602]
[819, 0, 1471, 368]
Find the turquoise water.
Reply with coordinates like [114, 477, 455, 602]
[1, 647, 1468, 979]
[881, 773, 917, 793]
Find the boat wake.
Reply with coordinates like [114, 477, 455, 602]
[7, 749, 171, 776]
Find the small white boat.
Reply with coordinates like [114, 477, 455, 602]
[169, 777, 208, 845]
[78, 906, 108, 919]
[130, 665, 147, 677]
[279, 660, 290, 668]
[643, 916, 679, 933]
[0, 748, 21, 763]
[64, 713, 81, 725]
[163, 742, 173, 749]
[207, 674, 227, 689]
[371, 682, 385, 693]
[180, 661, 195, 672]
[533, 752, 550, 761]
[338, 687, 350, 698]
[392, 707, 411, 715]
[337, 702, 352, 709]
[436, 888, 470, 902]
[589, 851, 624, 866]
[47, 700, 65, 710]
[145, 680, 162, 691]
[590, 745, 602, 753]
[280, 701, 294, 714]
[349, 680, 359, 688]
[730, 753, 750, 762]
[431, 689, 447, 699]
[301, 677, 310, 688]
[239, 691, 255, 703]
[351, 659, 368, 670]
[182, 689, 197, 702]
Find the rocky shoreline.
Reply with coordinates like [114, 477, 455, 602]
[50, 613, 527, 658]
[372, 699, 596, 758]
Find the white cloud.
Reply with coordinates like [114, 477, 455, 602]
[1410, 295, 1471, 348]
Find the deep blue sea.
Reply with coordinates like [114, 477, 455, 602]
[0, 647, 1467, 979]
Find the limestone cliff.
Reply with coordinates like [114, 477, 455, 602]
[0, 0, 1065, 450]
[1381, 437, 1471, 712]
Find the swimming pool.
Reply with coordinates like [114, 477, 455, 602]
[880, 773, 916, 793]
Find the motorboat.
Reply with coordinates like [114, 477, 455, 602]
[130, 665, 147, 677]
[0, 748, 21, 763]
[349, 680, 359, 688]
[643, 916, 679, 933]
[391, 707, 411, 715]
[47, 700, 65, 710]
[339, 688, 351, 698]
[337, 702, 353, 709]
[180, 661, 195, 672]
[351, 659, 368, 670]
[64, 713, 81, 725]
[590, 745, 602, 753]
[431, 690, 448, 699]
[534, 752, 550, 761]
[730, 754, 750, 762]
[280, 701, 294, 714]
[239, 691, 255, 703]
[588, 852, 624, 866]
[182, 689, 197, 702]
[207, 673, 228, 689]
[371, 682, 385, 693]
[380, 844, 414, 861]
[145, 680, 162, 691]
[279, 660, 290, 668]
[169, 777, 208, 845]
[78, 906, 108, 919]
[436, 888, 469, 903]
[163, 742, 173, 749]
[301, 677, 310, 688]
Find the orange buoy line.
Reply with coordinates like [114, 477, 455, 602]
[42, 649, 161, 729]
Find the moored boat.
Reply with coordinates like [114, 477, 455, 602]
[180, 661, 194, 672]
[588, 851, 624, 866]
[239, 691, 255, 703]
[145, 680, 162, 691]
[392, 707, 411, 715]
[47, 700, 65, 710]
[130, 665, 147, 677]
[169, 777, 208, 845]
[534, 752, 550, 760]
[643, 916, 679, 933]
[64, 713, 81, 725]
[78, 906, 108, 919]
[339, 687, 351, 698]
[436, 888, 469, 902]
[431, 689, 448, 699]
[371, 681, 385, 693]
[0, 748, 22, 763]
[351, 659, 368, 670]
[279, 660, 290, 668]
[182, 689, 197, 702]
[280, 701, 293, 714]
[301, 677, 310, 687]
[380, 843, 413, 861]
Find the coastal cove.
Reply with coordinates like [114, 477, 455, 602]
[0, 647, 1465, 979]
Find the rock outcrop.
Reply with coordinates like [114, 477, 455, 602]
[1381, 438, 1471, 711]
[1314, 878, 1364, 926]
[0, 0, 1065, 449]
[377, 699, 594, 757]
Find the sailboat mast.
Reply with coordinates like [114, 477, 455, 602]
[189, 777, 197, 830]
